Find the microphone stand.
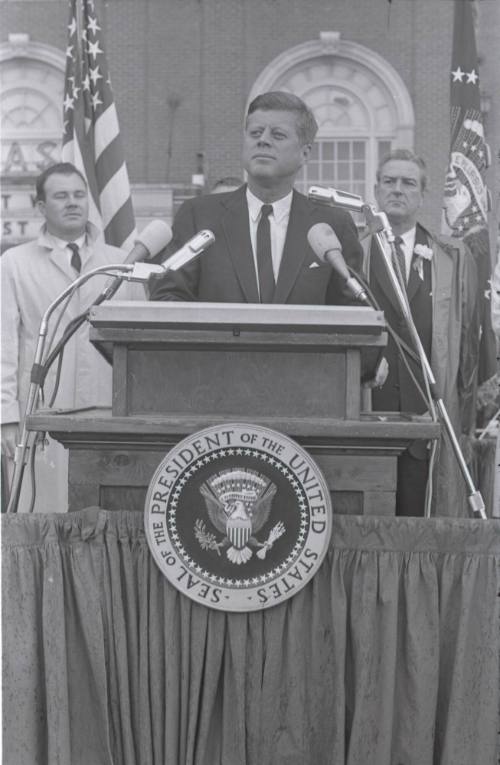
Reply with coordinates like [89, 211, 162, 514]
[363, 205, 486, 520]
[6, 263, 141, 514]
[6, 235, 212, 514]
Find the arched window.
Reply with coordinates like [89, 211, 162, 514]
[0, 38, 65, 248]
[1, 38, 65, 178]
[247, 32, 414, 206]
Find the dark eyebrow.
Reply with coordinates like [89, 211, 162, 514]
[382, 175, 418, 183]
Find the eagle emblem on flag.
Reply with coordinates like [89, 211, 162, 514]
[196, 469, 284, 564]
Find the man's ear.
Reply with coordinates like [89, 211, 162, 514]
[301, 143, 312, 162]
[36, 199, 46, 219]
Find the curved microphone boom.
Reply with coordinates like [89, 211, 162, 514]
[307, 222, 369, 303]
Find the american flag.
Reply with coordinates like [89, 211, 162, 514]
[441, 0, 497, 386]
[61, 0, 136, 250]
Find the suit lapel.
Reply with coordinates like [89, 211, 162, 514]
[273, 191, 311, 303]
[220, 187, 259, 303]
[406, 224, 427, 304]
[48, 244, 76, 281]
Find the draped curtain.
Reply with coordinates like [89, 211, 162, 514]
[3, 509, 499, 765]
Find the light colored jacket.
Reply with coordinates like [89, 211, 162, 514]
[1, 224, 143, 511]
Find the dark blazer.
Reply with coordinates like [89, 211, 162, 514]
[368, 223, 433, 419]
[150, 185, 363, 304]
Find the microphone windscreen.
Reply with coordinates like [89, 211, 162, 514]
[135, 220, 173, 259]
[307, 222, 341, 262]
[307, 222, 350, 280]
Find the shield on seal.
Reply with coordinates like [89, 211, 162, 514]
[227, 515, 252, 549]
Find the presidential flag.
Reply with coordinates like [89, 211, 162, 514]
[441, 0, 497, 386]
[62, 0, 136, 250]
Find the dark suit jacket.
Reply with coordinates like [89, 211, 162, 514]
[150, 185, 363, 304]
[368, 223, 433, 419]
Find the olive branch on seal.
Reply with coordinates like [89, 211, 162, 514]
[194, 519, 225, 555]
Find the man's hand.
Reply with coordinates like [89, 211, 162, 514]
[1, 423, 19, 459]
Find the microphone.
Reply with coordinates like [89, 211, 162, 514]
[124, 227, 214, 282]
[99, 220, 173, 300]
[307, 222, 369, 303]
[308, 186, 365, 213]
[161, 229, 215, 272]
[124, 220, 173, 264]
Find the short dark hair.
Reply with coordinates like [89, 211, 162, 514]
[246, 91, 318, 145]
[35, 162, 87, 201]
[376, 149, 428, 191]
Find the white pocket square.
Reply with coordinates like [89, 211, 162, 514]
[309, 262, 320, 269]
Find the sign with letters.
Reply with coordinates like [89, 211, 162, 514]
[145, 423, 332, 611]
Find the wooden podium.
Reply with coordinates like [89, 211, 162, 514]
[28, 301, 439, 515]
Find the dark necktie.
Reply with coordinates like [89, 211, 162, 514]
[68, 242, 81, 273]
[256, 204, 275, 303]
[393, 235, 406, 288]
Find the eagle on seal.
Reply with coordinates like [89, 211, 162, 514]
[199, 469, 277, 564]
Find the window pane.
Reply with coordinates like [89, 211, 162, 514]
[322, 142, 335, 161]
[337, 142, 350, 160]
[300, 138, 368, 199]
[321, 163, 336, 182]
[353, 142, 365, 159]
[378, 140, 391, 160]
[337, 162, 350, 181]
[353, 163, 364, 180]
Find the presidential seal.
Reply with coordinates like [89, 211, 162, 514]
[145, 424, 332, 612]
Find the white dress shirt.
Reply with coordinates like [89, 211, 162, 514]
[246, 188, 293, 290]
[398, 227, 417, 283]
[49, 232, 87, 266]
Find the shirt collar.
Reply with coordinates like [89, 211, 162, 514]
[246, 187, 293, 223]
[37, 221, 100, 250]
[400, 226, 417, 253]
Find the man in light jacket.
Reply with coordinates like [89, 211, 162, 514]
[1, 162, 141, 513]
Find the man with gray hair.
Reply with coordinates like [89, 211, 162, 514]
[363, 149, 478, 516]
[151, 91, 363, 304]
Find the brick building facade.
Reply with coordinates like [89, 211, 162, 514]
[1, 0, 499, 250]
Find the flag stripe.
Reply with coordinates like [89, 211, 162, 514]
[99, 164, 135, 228]
[93, 103, 120, 161]
[95, 134, 128, 197]
[103, 197, 136, 251]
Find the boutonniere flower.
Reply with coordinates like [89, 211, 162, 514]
[413, 244, 433, 280]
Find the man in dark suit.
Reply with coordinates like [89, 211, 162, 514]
[150, 91, 363, 304]
[364, 149, 477, 516]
